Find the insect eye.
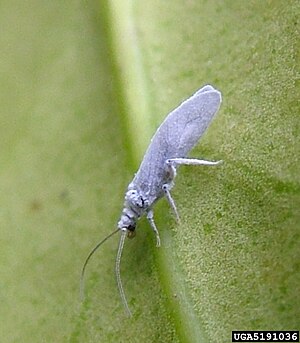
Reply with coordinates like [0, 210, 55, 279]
[127, 224, 136, 232]
[126, 225, 136, 239]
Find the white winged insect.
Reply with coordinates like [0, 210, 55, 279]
[80, 85, 222, 316]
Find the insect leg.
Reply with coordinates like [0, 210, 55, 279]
[162, 183, 180, 222]
[146, 210, 161, 247]
[167, 158, 222, 166]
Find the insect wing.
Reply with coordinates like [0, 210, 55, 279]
[132, 85, 222, 202]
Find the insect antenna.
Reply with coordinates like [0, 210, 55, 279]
[116, 229, 132, 317]
[80, 228, 119, 301]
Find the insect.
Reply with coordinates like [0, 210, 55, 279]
[80, 84, 222, 316]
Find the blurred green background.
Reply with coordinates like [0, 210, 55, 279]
[0, 1, 299, 342]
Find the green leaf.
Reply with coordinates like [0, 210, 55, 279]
[0, 1, 299, 342]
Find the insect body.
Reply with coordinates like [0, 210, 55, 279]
[81, 84, 222, 316]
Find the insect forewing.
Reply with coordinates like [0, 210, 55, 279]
[132, 85, 222, 202]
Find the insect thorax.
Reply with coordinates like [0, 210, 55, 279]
[117, 187, 149, 231]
